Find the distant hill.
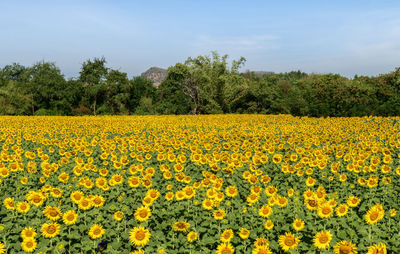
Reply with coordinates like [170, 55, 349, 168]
[141, 67, 167, 87]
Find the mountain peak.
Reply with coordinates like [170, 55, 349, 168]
[141, 67, 167, 87]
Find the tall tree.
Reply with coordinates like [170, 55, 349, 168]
[79, 57, 108, 115]
[24, 61, 66, 115]
[103, 69, 130, 114]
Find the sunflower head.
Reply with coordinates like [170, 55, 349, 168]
[333, 240, 357, 254]
[239, 228, 250, 239]
[63, 210, 78, 226]
[21, 238, 37, 253]
[278, 232, 300, 252]
[220, 229, 234, 243]
[172, 221, 190, 232]
[41, 222, 60, 238]
[216, 242, 234, 254]
[88, 224, 105, 239]
[313, 230, 332, 250]
[292, 219, 304, 231]
[129, 226, 151, 247]
[187, 232, 198, 243]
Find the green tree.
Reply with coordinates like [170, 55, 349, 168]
[24, 61, 67, 115]
[102, 69, 130, 114]
[79, 57, 108, 115]
[128, 76, 156, 113]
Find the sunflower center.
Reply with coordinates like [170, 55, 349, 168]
[221, 248, 232, 254]
[319, 236, 328, 243]
[48, 226, 56, 234]
[370, 211, 379, 221]
[49, 210, 58, 216]
[94, 228, 101, 235]
[139, 210, 148, 218]
[284, 237, 295, 246]
[309, 200, 317, 207]
[322, 207, 331, 214]
[223, 233, 231, 239]
[339, 246, 352, 254]
[67, 214, 74, 221]
[136, 231, 145, 240]
[26, 241, 33, 248]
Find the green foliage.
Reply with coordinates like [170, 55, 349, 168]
[1, 53, 400, 116]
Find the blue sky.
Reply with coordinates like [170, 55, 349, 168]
[1, 0, 399, 78]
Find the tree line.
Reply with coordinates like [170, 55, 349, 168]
[1, 52, 399, 116]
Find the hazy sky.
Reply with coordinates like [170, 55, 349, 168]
[1, 0, 400, 78]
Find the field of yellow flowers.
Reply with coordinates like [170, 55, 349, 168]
[0, 115, 399, 253]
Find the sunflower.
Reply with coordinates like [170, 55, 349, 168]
[278, 232, 300, 252]
[146, 189, 160, 200]
[88, 224, 105, 239]
[0, 242, 5, 254]
[183, 186, 196, 199]
[254, 237, 269, 247]
[239, 228, 250, 239]
[252, 246, 272, 254]
[172, 221, 190, 232]
[134, 206, 151, 222]
[213, 209, 226, 220]
[62, 210, 78, 226]
[113, 211, 124, 221]
[91, 195, 105, 208]
[220, 229, 234, 243]
[305, 198, 319, 211]
[367, 242, 387, 254]
[313, 230, 332, 250]
[129, 226, 151, 247]
[292, 219, 304, 231]
[21, 238, 37, 253]
[130, 250, 145, 254]
[128, 176, 141, 188]
[21, 227, 37, 239]
[78, 198, 92, 210]
[165, 192, 174, 201]
[333, 241, 357, 254]
[70, 190, 84, 204]
[41, 222, 61, 238]
[16, 201, 30, 213]
[258, 205, 273, 218]
[50, 187, 63, 198]
[225, 186, 238, 198]
[336, 204, 349, 217]
[187, 232, 198, 242]
[264, 220, 274, 230]
[272, 154, 283, 164]
[142, 196, 154, 206]
[3, 197, 15, 210]
[365, 204, 385, 225]
[317, 204, 333, 218]
[216, 243, 234, 254]
[305, 176, 316, 187]
[20, 177, 28, 185]
[265, 186, 277, 196]
[202, 199, 213, 210]
[43, 206, 62, 221]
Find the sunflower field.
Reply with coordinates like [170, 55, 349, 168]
[0, 115, 399, 254]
